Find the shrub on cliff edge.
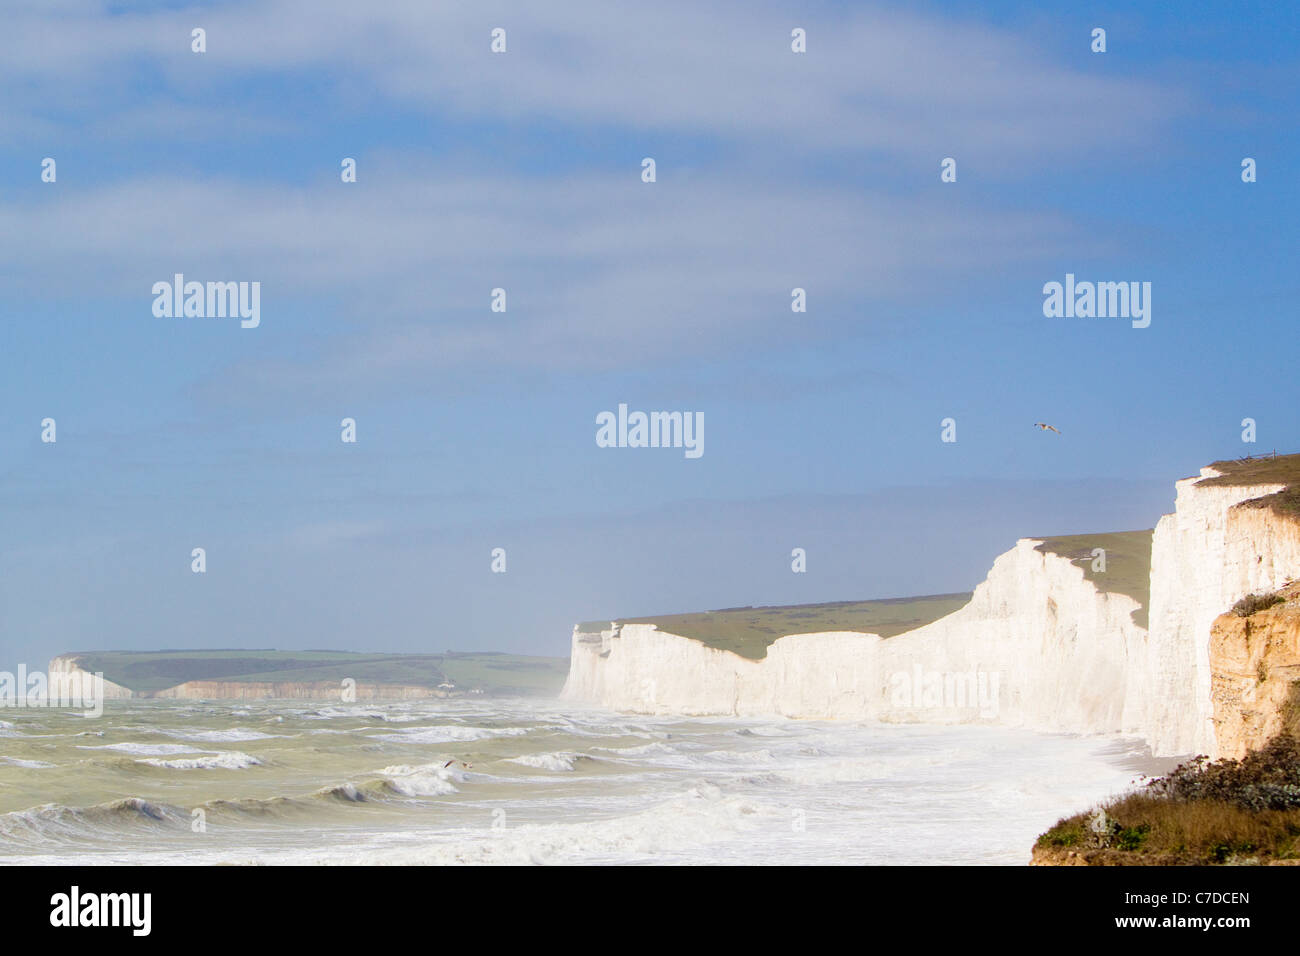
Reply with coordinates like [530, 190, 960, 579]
[1231, 591, 1285, 617]
[1146, 735, 1300, 811]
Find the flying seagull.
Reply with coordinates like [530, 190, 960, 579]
[1033, 423, 1061, 434]
[443, 759, 473, 769]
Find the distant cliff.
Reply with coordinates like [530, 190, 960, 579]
[148, 680, 452, 700]
[48, 655, 134, 699]
[47, 649, 568, 700]
[45, 656, 439, 701]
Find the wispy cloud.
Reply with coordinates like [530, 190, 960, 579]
[3, 0, 1183, 163]
[1, 0, 1186, 402]
[2, 162, 1091, 399]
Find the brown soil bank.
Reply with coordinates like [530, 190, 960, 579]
[1211, 581, 1300, 758]
[1030, 846, 1300, 866]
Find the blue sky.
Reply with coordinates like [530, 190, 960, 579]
[2, 0, 1297, 664]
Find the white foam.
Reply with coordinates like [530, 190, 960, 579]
[0, 757, 55, 769]
[508, 752, 584, 772]
[138, 751, 263, 770]
[377, 764, 461, 797]
[375, 725, 530, 744]
[78, 742, 209, 756]
[597, 741, 676, 758]
[279, 781, 775, 865]
[163, 728, 282, 743]
[307, 707, 391, 720]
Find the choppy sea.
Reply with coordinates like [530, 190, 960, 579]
[0, 698, 1171, 865]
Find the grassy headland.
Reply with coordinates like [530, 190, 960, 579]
[1033, 529, 1153, 628]
[581, 529, 1156, 660]
[1199, 452, 1300, 520]
[580, 592, 973, 661]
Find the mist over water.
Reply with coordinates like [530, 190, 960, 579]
[0, 699, 1170, 865]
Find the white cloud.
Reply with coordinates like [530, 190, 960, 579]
[1, 159, 1093, 393]
[2, 0, 1183, 162]
[0, 1, 1170, 396]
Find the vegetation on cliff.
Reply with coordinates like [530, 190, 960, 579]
[1200, 452, 1300, 519]
[1230, 590, 1286, 617]
[579, 592, 972, 660]
[1033, 529, 1153, 628]
[1036, 723, 1300, 865]
[586, 528, 1154, 661]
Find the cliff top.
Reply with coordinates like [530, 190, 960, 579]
[580, 592, 972, 661]
[1200, 452, 1300, 519]
[1032, 529, 1153, 629]
[59, 649, 569, 696]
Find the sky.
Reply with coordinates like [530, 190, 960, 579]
[1, 0, 1297, 665]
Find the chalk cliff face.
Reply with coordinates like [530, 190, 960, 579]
[564, 538, 1148, 734]
[47, 655, 134, 699]
[1143, 470, 1300, 755]
[563, 464, 1300, 758]
[1209, 583, 1300, 760]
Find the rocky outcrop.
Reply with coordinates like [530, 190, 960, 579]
[1210, 583, 1300, 760]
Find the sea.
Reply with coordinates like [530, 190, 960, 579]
[0, 698, 1172, 865]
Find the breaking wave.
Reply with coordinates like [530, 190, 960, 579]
[507, 752, 588, 772]
[138, 751, 263, 770]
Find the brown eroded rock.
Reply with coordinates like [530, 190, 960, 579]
[1210, 581, 1300, 760]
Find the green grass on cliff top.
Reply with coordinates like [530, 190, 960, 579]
[580, 593, 973, 661]
[63, 649, 568, 696]
[1199, 452, 1300, 518]
[1032, 529, 1153, 629]
[583, 529, 1159, 660]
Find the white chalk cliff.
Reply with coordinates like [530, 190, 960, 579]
[1144, 470, 1300, 754]
[47, 654, 134, 699]
[44, 655, 448, 701]
[563, 465, 1300, 757]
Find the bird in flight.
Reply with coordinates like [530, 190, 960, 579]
[443, 759, 473, 769]
[1033, 422, 1061, 434]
